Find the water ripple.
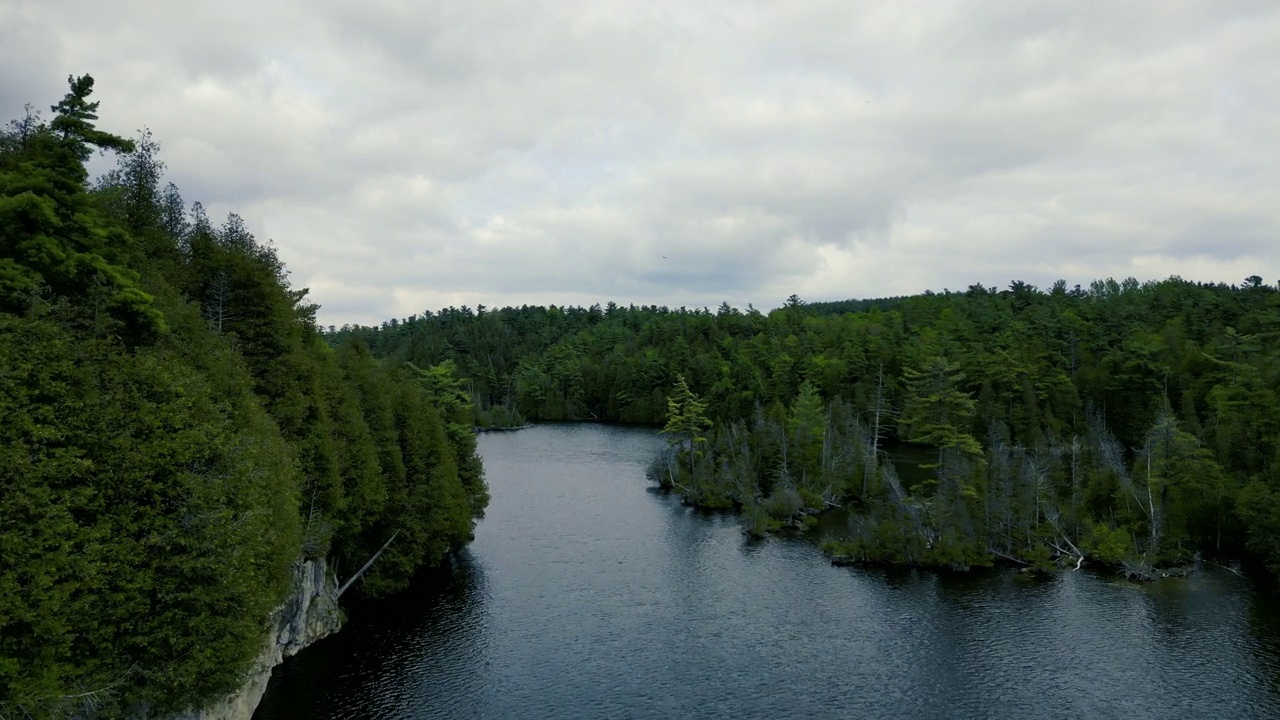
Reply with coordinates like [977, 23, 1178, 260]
[256, 425, 1280, 720]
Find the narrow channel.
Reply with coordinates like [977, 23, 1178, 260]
[255, 423, 1280, 719]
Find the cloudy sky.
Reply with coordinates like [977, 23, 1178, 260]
[3, 1, 1277, 326]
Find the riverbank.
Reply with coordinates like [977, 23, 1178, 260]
[655, 484, 1227, 581]
[475, 422, 535, 432]
[253, 424, 1280, 720]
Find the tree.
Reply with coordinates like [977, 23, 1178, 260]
[900, 355, 982, 496]
[0, 75, 493, 716]
[1135, 412, 1234, 561]
[49, 75, 134, 160]
[662, 374, 712, 475]
[338, 266, 1280, 577]
[864, 363, 897, 498]
[788, 379, 825, 482]
[0, 75, 162, 340]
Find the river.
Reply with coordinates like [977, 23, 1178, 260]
[254, 423, 1280, 719]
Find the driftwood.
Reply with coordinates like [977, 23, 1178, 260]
[335, 530, 399, 598]
[1121, 560, 1155, 582]
[1205, 559, 1244, 577]
[988, 548, 1029, 566]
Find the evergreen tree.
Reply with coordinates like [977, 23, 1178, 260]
[662, 374, 712, 475]
[900, 355, 982, 496]
[0, 77, 490, 716]
[0, 76, 162, 340]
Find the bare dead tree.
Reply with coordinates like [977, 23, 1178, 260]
[863, 363, 899, 498]
[205, 269, 236, 333]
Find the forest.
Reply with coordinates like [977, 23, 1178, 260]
[331, 277, 1280, 578]
[0, 77, 488, 718]
[5, 72, 1279, 719]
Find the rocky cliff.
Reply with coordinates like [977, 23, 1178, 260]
[167, 559, 342, 720]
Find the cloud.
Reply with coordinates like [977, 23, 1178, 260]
[5, 0, 1278, 325]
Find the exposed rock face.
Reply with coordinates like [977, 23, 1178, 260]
[167, 559, 342, 720]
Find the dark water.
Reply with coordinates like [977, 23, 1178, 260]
[255, 424, 1280, 719]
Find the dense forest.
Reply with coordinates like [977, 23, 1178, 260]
[332, 278, 1280, 578]
[4, 72, 1277, 720]
[0, 77, 487, 719]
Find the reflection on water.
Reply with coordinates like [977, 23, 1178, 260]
[256, 424, 1280, 719]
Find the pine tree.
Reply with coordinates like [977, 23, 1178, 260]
[0, 75, 162, 339]
[788, 380, 825, 483]
[900, 355, 982, 496]
[662, 374, 712, 475]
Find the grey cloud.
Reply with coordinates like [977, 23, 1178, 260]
[0, 11, 65, 117]
[4, 0, 1278, 325]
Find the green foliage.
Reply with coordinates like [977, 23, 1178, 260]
[342, 274, 1280, 579]
[1239, 478, 1280, 574]
[788, 380, 826, 477]
[1023, 543, 1057, 574]
[0, 76, 162, 341]
[900, 355, 983, 495]
[49, 75, 136, 161]
[474, 403, 527, 429]
[0, 78, 487, 717]
[1081, 521, 1133, 565]
[744, 501, 783, 537]
[0, 312, 300, 716]
[662, 374, 713, 476]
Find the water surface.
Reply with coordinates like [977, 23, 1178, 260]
[255, 424, 1280, 719]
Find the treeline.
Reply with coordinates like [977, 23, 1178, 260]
[0, 77, 486, 719]
[333, 277, 1279, 576]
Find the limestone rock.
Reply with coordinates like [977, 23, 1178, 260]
[165, 559, 342, 720]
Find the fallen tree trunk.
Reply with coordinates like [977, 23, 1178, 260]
[335, 531, 399, 599]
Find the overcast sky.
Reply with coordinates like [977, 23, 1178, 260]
[3, 1, 1277, 326]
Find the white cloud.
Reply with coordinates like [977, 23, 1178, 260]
[4, 0, 1278, 325]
